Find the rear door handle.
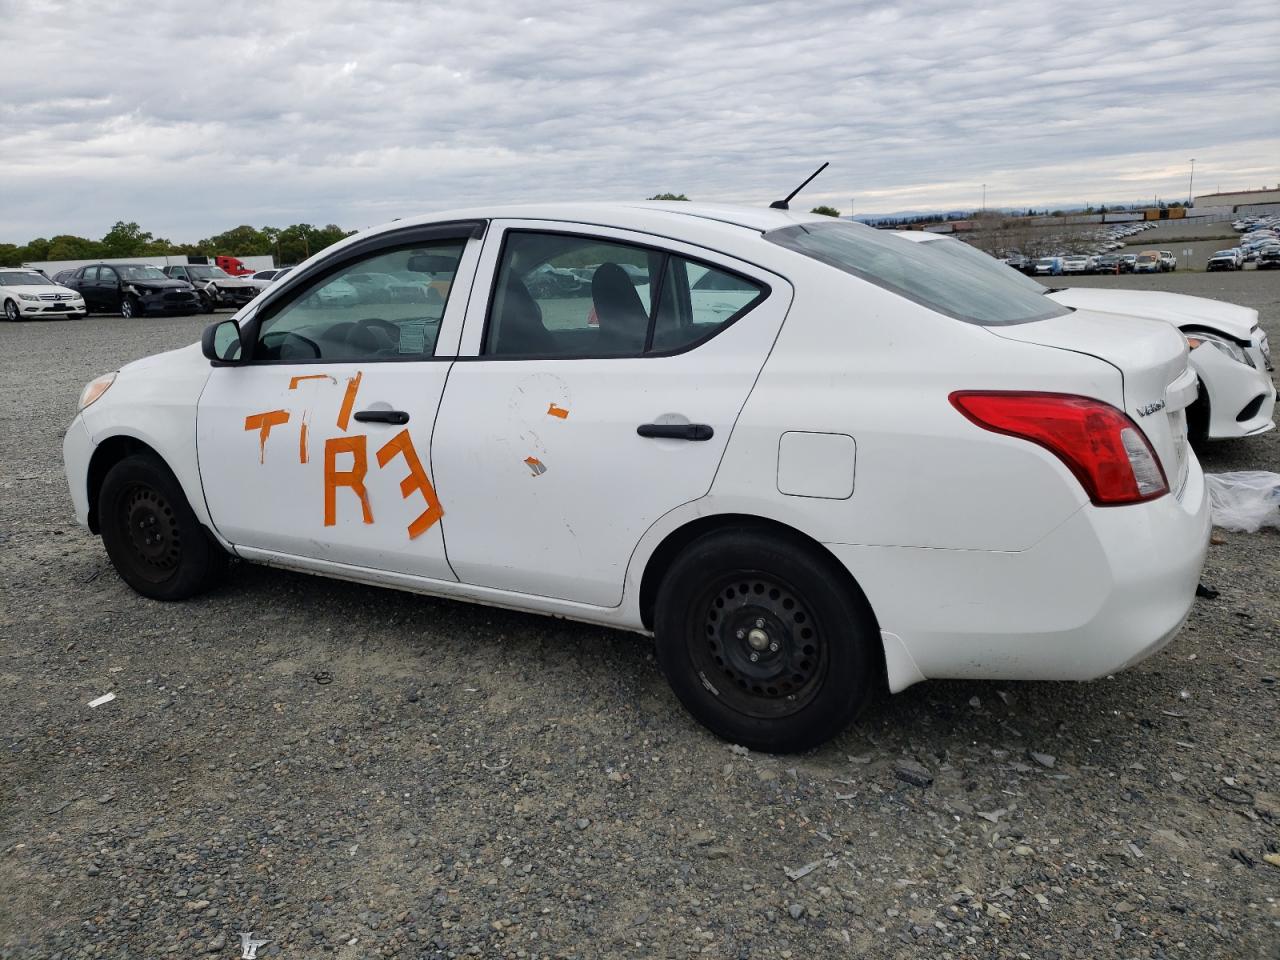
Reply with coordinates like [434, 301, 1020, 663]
[637, 423, 714, 441]
[353, 409, 410, 425]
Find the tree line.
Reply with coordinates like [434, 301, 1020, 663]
[0, 221, 355, 268]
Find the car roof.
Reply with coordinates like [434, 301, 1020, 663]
[369, 201, 830, 239]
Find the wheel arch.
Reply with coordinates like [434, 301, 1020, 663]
[85, 435, 164, 533]
[636, 512, 888, 689]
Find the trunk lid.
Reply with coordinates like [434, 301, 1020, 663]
[989, 309, 1194, 496]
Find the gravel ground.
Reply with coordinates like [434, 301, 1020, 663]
[1, 273, 1278, 959]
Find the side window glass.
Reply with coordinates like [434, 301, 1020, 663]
[486, 233, 657, 357]
[253, 241, 465, 363]
[83, 267, 98, 280]
[650, 258, 765, 353]
[100, 268, 117, 284]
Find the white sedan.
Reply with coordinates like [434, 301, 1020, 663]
[64, 203, 1209, 752]
[895, 232, 1276, 442]
[0, 268, 87, 320]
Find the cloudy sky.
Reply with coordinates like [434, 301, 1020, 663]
[2, 0, 1277, 242]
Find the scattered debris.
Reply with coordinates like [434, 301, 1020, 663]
[894, 759, 934, 788]
[87, 692, 115, 708]
[784, 860, 823, 882]
[1205, 471, 1280, 532]
[313, 671, 333, 685]
[524, 456, 547, 477]
[1030, 752, 1056, 769]
[1195, 582, 1220, 599]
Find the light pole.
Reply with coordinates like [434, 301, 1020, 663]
[981, 183, 986, 213]
[1187, 158, 1196, 206]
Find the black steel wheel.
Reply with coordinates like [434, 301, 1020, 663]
[655, 526, 879, 753]
[695, 574, 827, 719]
[98, 454, 226, 600]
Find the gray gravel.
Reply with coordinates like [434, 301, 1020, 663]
[2, 275, 1278, 959]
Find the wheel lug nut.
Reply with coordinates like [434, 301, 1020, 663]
[735, 629, 745, 640]
[749, 652, 759, 663]
[755, 618, 765, 629]
[769, 642, 779, 652]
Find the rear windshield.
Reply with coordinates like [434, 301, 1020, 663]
[912, 236, 1050, 296]
[766, 222, 1067, 326]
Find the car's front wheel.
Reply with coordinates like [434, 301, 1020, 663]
[98, 454, 227, 600]
[3, 299, 19, 321]
[654, 527, 879, 753]
[120, 296, 140, 319]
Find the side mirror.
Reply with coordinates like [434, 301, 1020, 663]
[202, 319, 243, 364]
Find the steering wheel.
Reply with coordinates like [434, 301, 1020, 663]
[261, 330, 321, 360]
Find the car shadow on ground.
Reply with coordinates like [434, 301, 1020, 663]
[188, 558, 1186, 767]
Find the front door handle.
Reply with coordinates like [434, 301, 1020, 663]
[637, 422, 714, 441]
[353, 409, 410, 425]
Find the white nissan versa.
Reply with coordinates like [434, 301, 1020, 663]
[63, 203, 1210, 752]
[896, 231, 1276, 442]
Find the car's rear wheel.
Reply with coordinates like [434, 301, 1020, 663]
[3, 299, 19, 322]
[654, 527, 879, 753]
[98, 454, 227, 600]
[120, 296, 139, 319]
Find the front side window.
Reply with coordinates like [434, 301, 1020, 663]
[766, 221, 1068, 326]
[253, 240, 465, 363]
[485, 232, 765, 357]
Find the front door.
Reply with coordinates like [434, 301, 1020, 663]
[196, 223, 484, 580]
[430, 222, 790, 607]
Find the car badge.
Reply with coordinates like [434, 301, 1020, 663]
[1136, 400, 1165, 417]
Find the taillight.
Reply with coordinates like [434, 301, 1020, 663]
[950, 391, 1168, 506]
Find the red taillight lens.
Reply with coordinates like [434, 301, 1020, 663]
[950, 391, 1169, 506]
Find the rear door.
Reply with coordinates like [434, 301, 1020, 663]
[429, 221, 791, 607]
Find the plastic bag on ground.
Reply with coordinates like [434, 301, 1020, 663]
[1205, 471, 1280, 533]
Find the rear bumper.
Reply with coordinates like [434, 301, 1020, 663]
[828, 459, 1210, 691]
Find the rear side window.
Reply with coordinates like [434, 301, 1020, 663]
[766, 221, 1068, 326]
[485, 231, 766, 357]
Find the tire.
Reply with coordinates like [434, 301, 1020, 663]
[654, 527, 879, 753]
[3, 299, 18, 322]
[120, 296, 139, 319]
[98, 453, 227, 600]
[199, 292, 215, 314]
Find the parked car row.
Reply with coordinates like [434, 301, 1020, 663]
[1002, 223, 1161, 275]
[4, 262, 300, 320]
[1227, 216, 1280, 269]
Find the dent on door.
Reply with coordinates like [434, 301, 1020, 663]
[241, 369, 444, 540]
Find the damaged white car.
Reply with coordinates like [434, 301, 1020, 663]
[65, 203, 1210, 752]
[896, 232, 1276, 442]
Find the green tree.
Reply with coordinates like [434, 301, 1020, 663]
[100, 221, 153, 257]
[20, 237, 52, 261]
[46, 235, 103, 261]
[810, 205, 841, 217]
[199, 225, 273, 256]
[647, 193, 689, 201]
[0, 244, 22, 267]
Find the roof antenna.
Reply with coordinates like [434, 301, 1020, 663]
[770, 162, 829, 210]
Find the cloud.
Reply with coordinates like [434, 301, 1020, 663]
[1, 0, 1276, 241]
